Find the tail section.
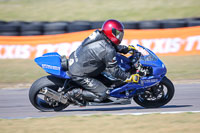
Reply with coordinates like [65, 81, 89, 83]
[35, 52, 70, 79]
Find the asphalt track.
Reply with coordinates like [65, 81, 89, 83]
[0, 83, 199, 119]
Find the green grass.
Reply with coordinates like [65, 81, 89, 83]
[0, 113, 200, 133]
[0, 55, 200, 88]
[0, 0, 199, 21]
[160, 55, 200, 81]
[0, 59, 46, 87]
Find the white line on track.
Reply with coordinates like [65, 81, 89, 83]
[79, 111, 200, 116]
[1, 111, 200, 119]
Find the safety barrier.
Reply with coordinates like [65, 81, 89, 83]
[0, 26, 200, 59]
[0, 18, 200, 36]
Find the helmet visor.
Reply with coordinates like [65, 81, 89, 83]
[112, 28, 124, 42]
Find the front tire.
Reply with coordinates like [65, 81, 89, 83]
[133, 76, 175, 108]
[29, 75, 69, 112]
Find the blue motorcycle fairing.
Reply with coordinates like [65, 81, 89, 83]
[109, 75, 163, 98]
[34, 44, 167, 99]
[35, 52, 70, 79]
[110, 44, 167, 98]
[137, 44, 167, 77]
[116, 54, 131, 71]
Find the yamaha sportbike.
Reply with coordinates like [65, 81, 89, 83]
[29, 44, 175, 111]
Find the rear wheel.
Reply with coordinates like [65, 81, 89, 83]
[29, 75, 69, 112]
[133, 76, 175, 108]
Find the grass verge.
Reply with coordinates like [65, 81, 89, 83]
[160, 55, 200, 81]
[0, 113, 200, 133]
[0, 0, 200, 21]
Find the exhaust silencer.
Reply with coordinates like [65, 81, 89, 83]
[42, 87, 68, 104]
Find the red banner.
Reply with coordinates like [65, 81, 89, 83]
[0, 26, 200, 59]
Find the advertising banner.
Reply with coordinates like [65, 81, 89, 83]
[0, 26, 200, 59]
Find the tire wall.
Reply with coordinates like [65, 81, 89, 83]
[0, 18, 200, 36]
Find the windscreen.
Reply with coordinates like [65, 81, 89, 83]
[136, 44, 158, 62]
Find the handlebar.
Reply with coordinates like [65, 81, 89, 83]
[130, 49, 142, 64]
[129, 50, 150, 76]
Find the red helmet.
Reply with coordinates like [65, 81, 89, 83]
[102, 19, 124, 45]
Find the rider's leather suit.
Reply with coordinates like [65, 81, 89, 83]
[67, 30, 131, 102]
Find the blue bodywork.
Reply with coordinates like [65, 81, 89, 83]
[35, 52, 70, 79]
[35, 44, 167, 99]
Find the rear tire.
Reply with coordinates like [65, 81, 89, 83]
[29, 75, 69, 112]
[133, 76, 175, 108]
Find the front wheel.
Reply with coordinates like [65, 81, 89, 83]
[29, 75, 69, 112]
[133, 76, 175, 108]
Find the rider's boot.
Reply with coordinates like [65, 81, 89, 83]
[82, 90, 102, 102]
[66, 88, 86, 106]
[67, 88, 108, 104]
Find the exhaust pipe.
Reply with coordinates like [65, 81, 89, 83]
[42, 87, 68, 104]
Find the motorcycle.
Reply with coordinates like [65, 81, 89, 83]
[29, 44, 175, 111]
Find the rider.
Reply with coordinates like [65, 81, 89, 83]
[67, 19, 140, 104]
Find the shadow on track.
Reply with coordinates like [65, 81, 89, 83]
[61, 105, 192, 112]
